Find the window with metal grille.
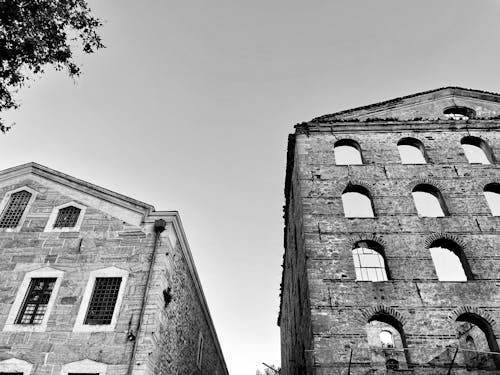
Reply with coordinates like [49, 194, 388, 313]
[0, 190, 32, 228]
[84, 277, 122, 325]
[53, 206, 81, 228]
[352, 243, 388, 282]
[16, 278, 56, 324]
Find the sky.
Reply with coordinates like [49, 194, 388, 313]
[2, 1, 500, 374]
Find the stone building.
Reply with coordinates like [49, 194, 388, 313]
[279, 87, 500, 374]
[0, 162, 228, 375]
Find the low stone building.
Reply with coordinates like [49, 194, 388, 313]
[0, 162, 228, 375]
[280, 87, 500, 374]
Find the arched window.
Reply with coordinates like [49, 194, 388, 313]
[484, 183, 500, 216]
[342, 185, 374, 217]
[352, 241, 388, 281]
[428, 239, 470, 281]
[412, 184, 447, 217]
[334, 139, 363, 165]
[397, 138, 427, 164]
[456, 313, 500, 370]
[461, 136, 494, 164]
[366, 314, 409, 369]
[444, 106, 476, 120]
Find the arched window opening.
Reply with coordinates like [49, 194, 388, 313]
[456, 313, 500, 370]
[366, 314, 409, 369]
[484, 183, 500, 216]
[412, 184, 447, 217]
[428, 239, 470, 281]
[461, 136, 494, 164]
[397, 138, 427, 164]
[352, 241, 388, 282]
[444, 106, 476, 120]
[342, 185, 374, 218]
[334, 139, 363, 165]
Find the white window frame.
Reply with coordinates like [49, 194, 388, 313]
[197, 332, 204, 369]
[3, 267, 64, 332]
[0, 358, 33, 374]
[0, 186, 38, 232]
[73, 266, 128, 332]
[61, 359, 107, 375]
[44, 201, 87, 232]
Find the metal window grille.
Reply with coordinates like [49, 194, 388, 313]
[16, 278, 56, 324]
[352, 247, 388, 282]
[84, 277, 122, 325]
[0, 190, 32, 228]
[53, 206, 81, 228]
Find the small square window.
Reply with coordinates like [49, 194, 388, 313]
[16, 278, 56, 325]
[84, 277, 122, 325]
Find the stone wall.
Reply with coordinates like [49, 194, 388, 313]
[0, 174, 228, 375]
[281, 120, 500, 374]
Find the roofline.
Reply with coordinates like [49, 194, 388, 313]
[312, 86, 500, 122]
[147, 211, 230, 375]
[0, 162, 154, 216]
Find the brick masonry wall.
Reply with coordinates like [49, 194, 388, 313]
[0, 176, 227, 375]
[282, 120, 500, 375]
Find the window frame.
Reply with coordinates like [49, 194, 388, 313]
[61, 359, 107, 375]
[342, 185, 375, 218]
[397, 137, 427, 164]
[334, 139, 364, 165]
[44, 201, 86, 232]
[0, 358, 33, 375]
[483, 183, 500, 216]
[428, 239, 472, 281]
[0, 186, 37, 232]
[461, 136, 495, 164]
[73, 267, 128, 332]
[3, 267, 64, 332]
[411, 184, 448, 217]
[352, 241, 389, 282]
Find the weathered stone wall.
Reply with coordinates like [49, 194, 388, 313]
[0, 176, 228, 375]
[282, 120, 500, 374]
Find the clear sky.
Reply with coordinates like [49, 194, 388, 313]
[2, 1, 500, 374]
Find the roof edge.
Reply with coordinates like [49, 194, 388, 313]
[312, 86, 500, 122]
[0, 162, 154, 217]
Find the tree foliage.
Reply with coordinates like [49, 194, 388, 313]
[0, 0, 103, 132]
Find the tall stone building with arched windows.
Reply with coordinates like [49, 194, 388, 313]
[279, 87, 500, 374]
[0, 162, 228, 375]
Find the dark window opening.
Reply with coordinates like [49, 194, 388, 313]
[16, 278, 56, 324]
[444, 106, 476, 119]
[0, 190, 32, 228]
[54, 206, 81, 228]
[84, 277, 122, 325]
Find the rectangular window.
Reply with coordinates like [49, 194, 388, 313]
[54, 206, 81, 228]
[0, 190, 32, 228]
[84, 277, 122, 325]
[16, 278, 56, 324]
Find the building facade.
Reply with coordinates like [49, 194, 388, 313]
[280, 87, 500, 374]
[0, 162, 228, 375]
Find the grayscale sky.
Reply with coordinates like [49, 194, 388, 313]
[2, 1, 500, 374]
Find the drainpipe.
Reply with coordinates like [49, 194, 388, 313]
[127, 219, 166, 375]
